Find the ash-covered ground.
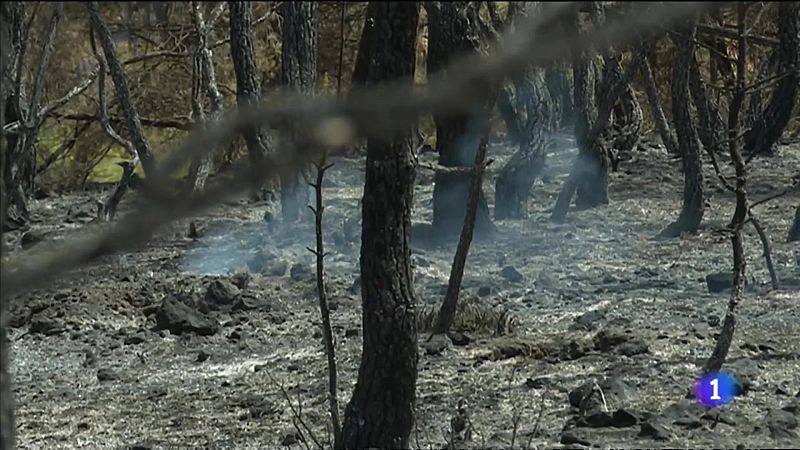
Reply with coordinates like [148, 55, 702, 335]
[4, 134, 800, 449]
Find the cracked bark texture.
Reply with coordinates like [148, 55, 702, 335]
[427, 1, 495, 237]
[279, 1, 317, 222]
[0, 1, 15, 447]
[229, 1, 272, 197]
[89, 2, 157, 177]
[660, 19, 705, 238]
[744, 1, 799, 157]
[340, 3, 419, 448]
[641, 53, 679, 156]
[495, 2, 557, 220]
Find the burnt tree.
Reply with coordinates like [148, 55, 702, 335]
[0, 2, 15, 448]
[427, 1, 495, 237]
[89, 1, 158, 218]
[339, 3, 419, 448]
[188, 2, 226, 194]
[659, 19, 705, 238]
[229, 1, 272, 198]
[279, 2, 317, 222]
[744, 1, 799, 158]
[494, 2, 558, 220]
[641, 51, 679, 156]
[351, 1, 380, 88]
[3, 2, 62, 227]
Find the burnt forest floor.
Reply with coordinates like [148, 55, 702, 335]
[4, 133, 800, 449]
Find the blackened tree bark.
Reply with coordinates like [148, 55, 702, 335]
[340, 3, 419, 448]
[89, 2, 156, 177]
[427, 1, 495, 237]
[789, 205, 800, 242]
[688, 52, 725, 154]
[641, 52, 679, 156]
[495, 2, 557, 220]
[545, 66, 572, 130]
[659, 20, 705, 238]
[744, 1, 799, 158]
[229, 1, 271, 197]
[0, 2, 15, 447]
[3, 2, 62, 227]
[279, 1, 317, 222]
[351, 1, 380, 88]
[188, 2, 225, 195]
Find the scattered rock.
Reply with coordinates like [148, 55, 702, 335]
[290, 263, 312, 281]
[267, 260, 288, 277]
[559, 430, 592, 446]
[766, 409, 798, 440]
[639, 416, 673, 441]
[154, 296, 219, 336]
[559, 339, 590, 361]
[280, 430, 303, 446]
[477, 285, 492, 297]
[571, 310, 606, 331]
[706, 272, 748, 293]
[230, 272, 250, 290]
[500, 265, 524, 283]
[525, 377, 550, 389]
[97, 368, 119, 382]
[448, 331, 470, 346]
[611, 408, 640, 427]
[196, 350, 211, 363]
[569, 377, 638, 412]
[593, 329, 630, 352]
[123, 333, 147, 345]
[536, 271, 556, 289]
[29, 313, 67, 336]
[344, 328, 359, 338]
[21, 230, 46, 249]
[425, 333, 451, 355]
[617, 340, 649, 356]
[204, 280, 241, 309]
[232, 295, 261, 312]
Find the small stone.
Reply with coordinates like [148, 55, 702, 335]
[571, 309, 606, 331]
[639, 417, 673, 441]
[196, 350, 211, 363]
[290, 263, 312, 281]
[618, 340, 649, 356]
[525, 377, 550, 389]
[96, 368, 119, 382]
[123, 333, 147, 345]
[611, 408, 640, 427]
[448, 331, 470, 346]
[268, 260, 288, 277]
[21, 230, 45, 249]
[154, 296, 219, 336]
[500, 265, 524, 283]
[231, 272, 250, 290]
[766, 409, 798, 440]
[344, 328, 359, 338]
[205, 280, 241, 308]
[477, 286, 492, 297]
[560, 431, 592, 446]
[281, 431, 302, 446]
[425, 333, 451, 355]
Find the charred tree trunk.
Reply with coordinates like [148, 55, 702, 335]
[279, 2, 317, 222]
[495, 2, 556, 220]
[3, 2, 62, 227]
[351, 1, 380, 88]
[229, 1, 272, 198]
[427, 1, 495, 237]
[688, 52, 725, 154]
[0, 1, 15, 447]
[744, 1, 799, 158]
[545, 66, 573, 129]
[641, 53, 679, 156]
[789, 205, 800, 243]
[188, 2, 225, 195]
[89, 2, 156, 176]
[659, 20, 705, 238]
[340, 3, 419, 448]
